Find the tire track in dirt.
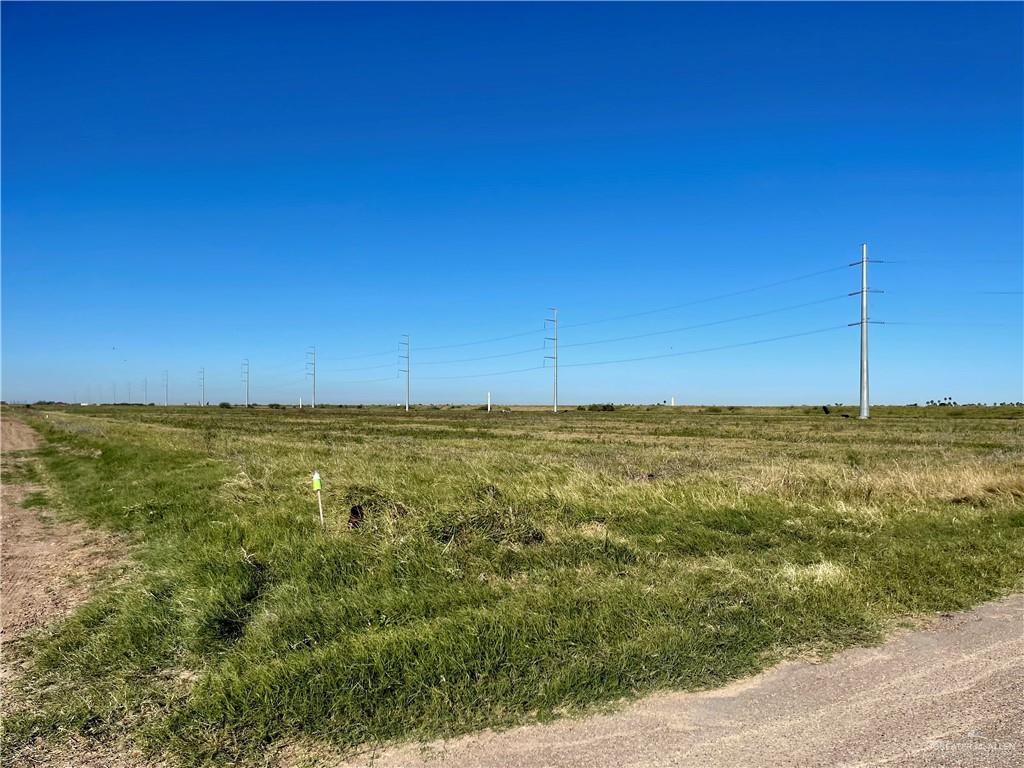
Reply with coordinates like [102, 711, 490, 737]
[1, 415, 159, 767]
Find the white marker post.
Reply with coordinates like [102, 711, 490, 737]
[487, 392, 491, 412]
[312, 470, 324, 527]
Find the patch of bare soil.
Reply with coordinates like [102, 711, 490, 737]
[1, 416, 40, 452]
[1, 420, 121, 649]
[1, 418, 153, 767]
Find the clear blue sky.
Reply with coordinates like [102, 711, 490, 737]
[3, 2, 1021, 406]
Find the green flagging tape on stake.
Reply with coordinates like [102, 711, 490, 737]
[312, 470, 322, 491]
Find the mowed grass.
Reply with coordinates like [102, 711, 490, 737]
[3, 404, 1023, 765]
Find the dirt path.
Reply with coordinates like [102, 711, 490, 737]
[335, 595, 1023, 768]
[1, 416, 40, 452]
[1, 416, 120, 648]
[0, 414, 172, 768]
[1, 416, 149, 767]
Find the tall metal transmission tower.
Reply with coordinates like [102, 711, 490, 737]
[305, 347, 317, 408]
[859, 244, 869, 419]
[198, 367, 206, 407]
[241, 359, 250, 407]
[545, 308, 559, 413]
[399, 335, 411, 412]
[849, 243, 882, 419]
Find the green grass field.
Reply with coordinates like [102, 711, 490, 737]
[3, 404, 1023, 765]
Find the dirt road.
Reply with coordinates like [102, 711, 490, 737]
[1, 416, 119, 647]
[338, 596, 1023, 768]
[1, 416, 39, 452]
[1, 416, 146, 768]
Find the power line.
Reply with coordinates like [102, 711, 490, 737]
[258, 358, 305, 373]
[318, 361, 396, 373]
[879, 321, 1015, 327]
[89, 247, 1014, 406]
[333, 373, 401, 385]
[562, 263, 852, 329]
[417, 346, 544, 366]
[254, 376, 307, 387]
[882, 258, 1018, 265]
[560, 324, 851, 369]
[417, 327, 543, 351]
[561, 294, 851, 350]
[416, 323, 851, 379]
[323, 348, 399, 362]
[419, 365, 545, 381]
[253, 282, 866, 373]
[313, 327, 543, 364]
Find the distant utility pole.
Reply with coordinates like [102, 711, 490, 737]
[162, 370, 169, 406]
[545, 308, 559, 413]
[199, 367, 206, 407]
[305, 347, 317, 408]
[399, 335, 411, 412]
[849, 243, 882, 420]
[242, 359, 250, 407]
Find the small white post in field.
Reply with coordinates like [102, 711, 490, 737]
[312, 470, 324, 527]
[299, 397, 303, 409]
[671, 396, 675, 407]
[487, 392, 491, 412]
